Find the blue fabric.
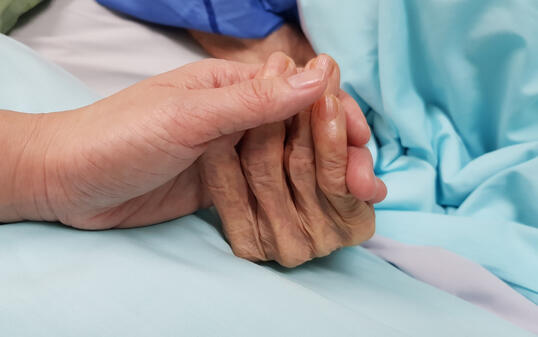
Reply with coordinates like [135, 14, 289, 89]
[1, 34, 534, 336]
[96, 0, 298, 38]
[299, 0, 538, 304]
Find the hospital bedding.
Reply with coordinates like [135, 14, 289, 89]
[300, 0, 538, 303]
[2, 0, 537, 335]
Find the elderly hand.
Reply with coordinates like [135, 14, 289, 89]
[189, 23, 316, 66]
[4, 56, 328, 228]
[200, 53, 386, 267]
[3, 52, 386, 268]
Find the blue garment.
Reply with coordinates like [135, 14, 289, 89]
[1, 34, 534, 337]
[96, 0, 298, 38]
[299, 0, 538, 304]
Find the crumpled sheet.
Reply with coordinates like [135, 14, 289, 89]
[0, 34, 534, 337]
[9, 1, 537, 330]
[299, 0, 538, 305]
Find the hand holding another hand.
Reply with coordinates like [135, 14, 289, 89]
[201, 53, 386, 267]
[8, 52, 385, 267]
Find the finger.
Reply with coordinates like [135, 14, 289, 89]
[199, 52, 297, 262]
[285, 109, 345, 257]
[371, 177, 388, 204]
[312, 95, 375, 245]
[284, 55, 345, 256]
[305, 55, 371, 147]
[345, 146, 378, 201]
[239, 53, 315, 267]
[199, 52, 313, 266]
[152, 58, 262, 90]
[338, 90, 371, 146]
[199, 136, 267, 261]
[241, 123, 315, 267]
[175, 67, 327, 149]
[312, 95, 349, 196]
[346, 146, 387, 204]
[305, 54, 340, 96]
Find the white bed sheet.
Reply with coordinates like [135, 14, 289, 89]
[10, 0, 208, 96]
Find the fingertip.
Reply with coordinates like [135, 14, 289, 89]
[346, 112, 371, 146]
[305, 54, 340, 95]
[346, 146, 377, 201]
[370, 178, 388, 204]
[261, 52, 296, 78]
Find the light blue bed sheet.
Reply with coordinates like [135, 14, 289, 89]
[299, 0, 538, 304]
[0, 35, 534, 336]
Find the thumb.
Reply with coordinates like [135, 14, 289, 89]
[182, 69, 327, 146]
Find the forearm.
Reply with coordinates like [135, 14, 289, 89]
[0, 110, 56, 223]
[189, 24, 316, 66]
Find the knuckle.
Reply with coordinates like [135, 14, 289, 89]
[286, 145, 315, 179]
[202, 177, 228, 195]
[257, 216, 315, 268]
[319, 155, 347, 177]
[209, 60, 241, 88]
[347, 202, 376, 243]
[278, 250, 313, 268]
[225, 220, 268, 262]
[232, 245, 265, 262]
[237, 80, 275, 116]
[276, 241, 315, 268]
[323, 195, 376, 246]
[195, 58, 242, 88]
[241, 151, 281, 184]
[317, 156, 347, 195]
[154, 101, 212, 150]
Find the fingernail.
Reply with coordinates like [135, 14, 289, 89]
[262, 52, 293, 78]
[314, 55, 334, 75]
[306, 54, 334, 77]
[287, 69, 324, 89]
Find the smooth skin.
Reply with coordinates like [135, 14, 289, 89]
[0, 52, 385, 267]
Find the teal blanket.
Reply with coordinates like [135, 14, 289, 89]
[300, 0, 538, 303]
[0, 34, 534, 336]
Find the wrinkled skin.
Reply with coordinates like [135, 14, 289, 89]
[190, 24, 316, 66]
[200, 53, 386, 267]
[191, 27, 388, 266]
[12, 55, 329, 229]
[10, 51, 386, 268]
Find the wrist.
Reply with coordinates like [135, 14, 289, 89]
[0, 110, 60, 223]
